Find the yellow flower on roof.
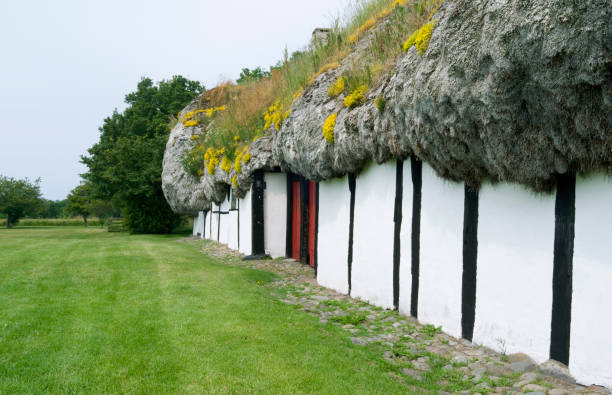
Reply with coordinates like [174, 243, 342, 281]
[328, 76, 346, 98]
[204, 148, 223, 175]
[344, 85, 367, 108]
[391, 0, 409, 8]
[204, 105, 226, 118]
[403, 20, 437, 56]
[234, 155, 242, 173]
[263, 100, 284, 131]
[293, 88, 304, 101]
[310, 62, 340, 84]
[220, 157, 232, 173]
[322, 113, 337, 144]
[358, 17, 377, 34]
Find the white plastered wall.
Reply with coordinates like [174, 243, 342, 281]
[219, 214, 229, 245]
[196, 211, 205, 238]
[239, 190, 252, 256]
[218, 193, 231, 245]
[317, 176, 351, 294]
[204, 210, 211, 239]
[418, 163, 463, 338]
[228, 210, 239, 250]
[473, 183, 555, 363]
[570, 174, 612, 388]
[263, 173, 287, 258]
[210, 203, 220, 241]
[192, 215, 198, 237]
[398, 160, 413, 316]
[352, 161, 396, 309]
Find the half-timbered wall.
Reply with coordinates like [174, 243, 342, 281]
[312, 160, 611, 389]
[194, 161, 611, 388]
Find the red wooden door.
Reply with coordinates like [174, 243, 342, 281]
[308, 181, 317, 267]
[291, 181, 301, 260]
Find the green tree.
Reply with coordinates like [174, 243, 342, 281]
[66, 183, 92, 226]
[0, 176, 44, 228]
[41, 199, 68, 218]
[88, 199, 116, 227]
[236, 67, 271, 84]
[81, 76, 204, 233]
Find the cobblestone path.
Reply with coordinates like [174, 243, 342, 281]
[194, 239, 610, 395]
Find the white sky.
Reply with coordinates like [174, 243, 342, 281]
[0, 0, 350, 200]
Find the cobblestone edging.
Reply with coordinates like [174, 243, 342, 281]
[195, 239, 610, 395]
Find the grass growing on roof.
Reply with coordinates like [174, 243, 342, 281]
[180, 0, 444, 177]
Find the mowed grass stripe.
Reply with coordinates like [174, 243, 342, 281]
[0, 228, 412, 394]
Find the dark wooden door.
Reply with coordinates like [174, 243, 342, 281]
[308, 181, 317, 267]
[251, 171, 265, 256]
[291, 181, 301, 260]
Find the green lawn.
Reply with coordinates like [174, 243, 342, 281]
[0, 227, 413, 394]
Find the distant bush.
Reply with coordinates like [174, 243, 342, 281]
[0, 218, 104, 227]
[107, 218, 126, 232]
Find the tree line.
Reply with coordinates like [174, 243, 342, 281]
[0, 176, 118, 228]
[1, 75, 204, 231]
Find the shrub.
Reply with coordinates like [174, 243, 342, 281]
[181, 145, 205, 177]
[323, 113, 338, 144]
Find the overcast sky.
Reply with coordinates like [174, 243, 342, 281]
[0, 0, 350, 200]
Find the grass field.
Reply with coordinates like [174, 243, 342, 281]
[0, 227, 415, 394]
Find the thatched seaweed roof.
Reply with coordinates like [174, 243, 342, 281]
[163, 0, 611, 213]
